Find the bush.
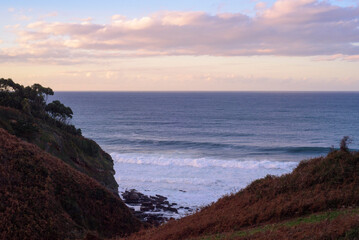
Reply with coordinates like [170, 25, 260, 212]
[340, 136, 352, 152]
[11, 119, 39, 139]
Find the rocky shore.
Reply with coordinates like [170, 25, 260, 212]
[121, 189, 193, 226]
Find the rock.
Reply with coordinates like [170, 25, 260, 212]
[122, 189, 143, 204]
[142, 202, 154, 207]
[164, 207, 178, 213]
[155, 194, 167, 200]
[141, 202, 155, 211]
[140, 206, 154, 212]
[121, 189, 192, 225]
[155, 204, 163, 209]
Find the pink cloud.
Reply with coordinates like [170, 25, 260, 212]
[1, 0, 359, 63]
[314, 54, 359, 61]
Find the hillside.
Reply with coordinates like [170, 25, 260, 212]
[0, 128, 142, 239]
[0, 79, 118, 193]
[0, 106, 118, 193]
[126, 147, 359, 240]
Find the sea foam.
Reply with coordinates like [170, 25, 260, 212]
[111, 152, 297, 169]
[112, 152, 298, 210]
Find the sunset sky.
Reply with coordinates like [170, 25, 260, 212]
[1, 0, 359, 91]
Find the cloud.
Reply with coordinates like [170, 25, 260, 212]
[314, 54, 359, 61]
[255, 2, 267, 10]
[1, 0, 359, 63]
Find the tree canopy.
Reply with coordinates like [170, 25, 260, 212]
[45, 100, 73, 122]
[0, 78, 55, 116]
[0, 78, 79, 135]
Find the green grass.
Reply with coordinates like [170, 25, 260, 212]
[193, 208, 359, 240]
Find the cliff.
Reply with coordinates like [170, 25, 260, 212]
[0, 128, 141, 239]
[0, 106, 118, 193]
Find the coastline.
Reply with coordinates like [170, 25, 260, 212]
[120, 189, 194, 225]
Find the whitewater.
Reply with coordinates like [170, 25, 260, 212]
[112, 152, 297, 209]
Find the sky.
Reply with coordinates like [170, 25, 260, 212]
[1, 0, 359, 91]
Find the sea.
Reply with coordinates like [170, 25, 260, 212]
[50, 92, 359, 213]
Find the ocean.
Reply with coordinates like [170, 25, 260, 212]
[50, 92, 359, 211]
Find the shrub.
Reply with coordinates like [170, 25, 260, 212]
[340, 136, 352, 152]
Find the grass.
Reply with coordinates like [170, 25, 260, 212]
[195, 208, 359, 240]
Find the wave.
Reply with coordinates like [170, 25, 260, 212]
[108, 138, 244, 149]
[261, 146, 331, 154]
[108, 137, 331, 157]
[117, 176, 223, 186]
[111, 153, 298, 170]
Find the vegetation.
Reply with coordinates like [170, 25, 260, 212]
[340, 136, 352, 152]
[0, 79, 116, 192]
[193, 208, 359, 240]
[0, 129, 142, 240]
[2, 78, 359, 239]
[125, 139, 359, 240]
[0, 78, 79, 135]
[0, 78, 141, 239]
[45, 100, 73, 123]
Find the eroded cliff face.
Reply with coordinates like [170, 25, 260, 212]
[0, 128, 142, 239]
[0, 106, 118, 193]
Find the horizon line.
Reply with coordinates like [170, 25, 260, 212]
[53, 90, 359, 93]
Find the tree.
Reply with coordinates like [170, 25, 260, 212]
[31, 83, 54, 102]
[0, 78, 22, 92]
[0, 78, 24, 109]
[24, 84, 54, 116]
[1, 78, 81, 135]
[45, 100, 73, 123]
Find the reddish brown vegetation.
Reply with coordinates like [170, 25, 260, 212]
[203, 213, 359, 240]
[240, 215, 359, 240]
[0, 129, 141, 240]
[126, 150, 359, 240]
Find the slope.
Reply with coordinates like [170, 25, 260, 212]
[0, 106, 118, 193]
[126, 148, 359, 240]
[0, 128, 141, 240]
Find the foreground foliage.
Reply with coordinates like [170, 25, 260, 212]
[194, 208, 359, 240]
[0, 129, 141, 240]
